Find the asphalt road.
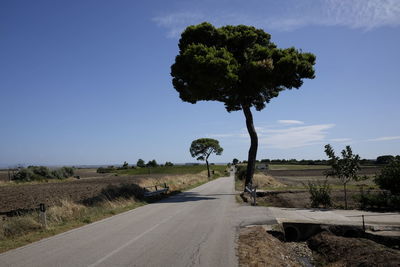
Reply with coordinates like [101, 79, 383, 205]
[0, 172, 274, 267]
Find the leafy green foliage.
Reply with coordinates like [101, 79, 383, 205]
[376, 155, 395, 165]
[146, 160, 158, 168]
[190, 138, 223, 161]
[374, 159, 400, 195]
[13, 166, 74, 181]
[136, 159, 145, 168]
[122, 161, 129, 169]
[96, 166, 116, 173]
[307, 180, 332, 208]
[190, 138, 223, 177]
[232, 158, 239, 165]
[235, 165, 247, 181]
[165, 161, 174, 167]
[171, 22, 316, 186]
[171, 22, 316, 112]
[324, 144, 363, 209]
[356, 189, 400, 211]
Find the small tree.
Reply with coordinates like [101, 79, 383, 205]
[136, 159, 145, 168]
[122, 161, 129, 169]
[190, 138, 223, 177]
[146, 160, 158, 168]
[232, 158, 239, 165]
[324, 144, 362, 209]
[171, 22, 315, 188]
[165, 161, 174, 167]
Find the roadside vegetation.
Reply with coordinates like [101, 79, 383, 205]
[5, 166, 74, 183]
[235, 146, 400, 211]
[0, 166, 227, 252]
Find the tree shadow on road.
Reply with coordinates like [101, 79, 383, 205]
[157, 192, 217, 203]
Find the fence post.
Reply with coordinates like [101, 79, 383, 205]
[252, 186, 257, 206]
[39, 203, 47, 229]
[362, 215, 365, 231]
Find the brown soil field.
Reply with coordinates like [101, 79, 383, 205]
[265, 167, 380, 187]
[266, 167, 380, 177]
[248, 167, 382, 209]
[0, 171, 179, 214]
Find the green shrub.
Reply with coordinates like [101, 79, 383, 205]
[374, 159, 400, 195]
[235, 165, 247, 181]
[355, 189, 400, 210]
[13, 166, 74, 181]
[307, 179, 332, 208]
[97, 166, 116, 173]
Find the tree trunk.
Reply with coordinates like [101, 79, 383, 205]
[242, 105, 258, 190]
[206, 158, 210, 178]
[344, 183, 348, 210]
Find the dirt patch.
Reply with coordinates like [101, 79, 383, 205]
[239, 226, 303, 267]
[308, 231, 400, 266]
[266, 167, 380, 178]
[257, 189, 382, 209]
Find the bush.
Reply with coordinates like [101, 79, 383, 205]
[235, 165, 247, 181]
[13, 166, 74, 181]
[355, 189, 400, 210]
[307, 179, 332, 208]
[374, 159, 400, 195]
[97, 166, 116, 173]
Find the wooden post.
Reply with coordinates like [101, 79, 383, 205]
[362, 215, 365, 231]
[39, 203, 47, 229]
[252, 187, 257, 206]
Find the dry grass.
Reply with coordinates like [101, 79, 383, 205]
[47, 199, 87, 224]
[252, 173, 287, 189]
[239, 226, 300, 267]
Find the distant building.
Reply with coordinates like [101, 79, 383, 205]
[256, 163, 268, 170]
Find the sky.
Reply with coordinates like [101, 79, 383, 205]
[1, 0, 400, 166]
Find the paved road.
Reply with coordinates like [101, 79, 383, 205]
[0, 173, 274, 267]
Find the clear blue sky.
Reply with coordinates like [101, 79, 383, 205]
[1, 0, 399, 166]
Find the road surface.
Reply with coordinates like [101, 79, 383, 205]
[0, 172, 274, 267]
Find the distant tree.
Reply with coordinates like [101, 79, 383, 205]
[146, 160, 158, 168]
[190, 138, 223, 177]
[324, 144, 363, 209]
[374, 159, 400, 195]
[232, 158, 239, 165]
[122, 161, 129, 169]
[165, 161, 174, 167]
[171, 22, 316, 189]
[376, 155, 395, 165]
[136, 159, 145, 168]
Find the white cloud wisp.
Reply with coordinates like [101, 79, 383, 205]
[154, 0, 400, 38]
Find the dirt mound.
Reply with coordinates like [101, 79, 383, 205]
[307, 231, 400, 267]
[239, 226, 301, 267]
